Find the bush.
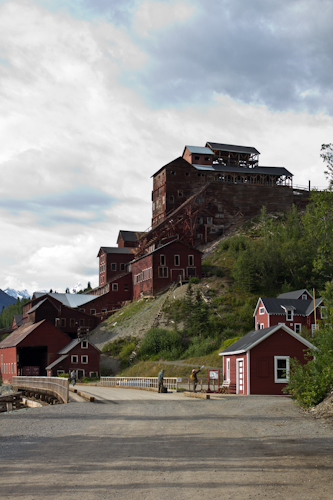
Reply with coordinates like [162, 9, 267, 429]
[184, 336, 219, 358]
[189, 277, 199, 284]
[138, 328, 183, 358]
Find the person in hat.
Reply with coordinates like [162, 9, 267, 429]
[190, 366, 204, 393]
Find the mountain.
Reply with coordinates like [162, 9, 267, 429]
[4, 288, 31, 300]
[0, 289, 17, 311]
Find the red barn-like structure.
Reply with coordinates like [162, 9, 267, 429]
[219, 324, 315, 395]
[0, 320, 71, 383]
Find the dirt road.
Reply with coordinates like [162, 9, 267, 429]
[1, 388, 333, 500]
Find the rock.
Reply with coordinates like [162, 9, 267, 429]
[0, 384, 14, 395]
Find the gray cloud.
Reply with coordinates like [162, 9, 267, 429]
[128, 0, 333, 115]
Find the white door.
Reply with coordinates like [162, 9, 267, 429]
[236, 358, 244, 394]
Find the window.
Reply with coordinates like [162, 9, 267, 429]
[274, 356, 290, 382]
[90, 371, 98, 378]
[174, 255, 180, 266]
[321, 307, 327, 319]
[160, 254, 166, 266]
[71, 355, 78, 363]
[61, 318, 66, 327]
[260, 324, 264, 329]
[81, 355, 88, 364]
[286, 310, 293, 321]
[194, 155, 200, 160]
[90, 309, 96, 315]
[170, 195, 174, 203]
[158, 267, 168, 278]
[79, 308, 85, 313]
[124, 284, 129, 291]
[187, 267, 196, 277]
[294, 324, 302, 333]
[111, 263, 117, 271]
[70, 318, 75, 328]
[311, 324, 319, 334]
[112, 283, 118, 291]
[178, 189, 183, 197]
[101, 308, 107, 313]
[81, 340, 88, 349]
[79, 319, 85, 327]
[120, 263, 125, 271]
[57, 370, 65, 375]
[186, 172, 190, 176]
[259, 307, 265, 315]
[207, 217, 213, 225]
[188, 255, 194, 266]
[197, 217, 203, 224]
[171, 170, 176, 175]
[302, 294, 308, 300]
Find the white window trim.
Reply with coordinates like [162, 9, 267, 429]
[57, 370, 65, 375]
[112, 283, 118, 291]
[89, 371, 98, 378]
[259, 307, 265, 315]
[274, 356, 290, 383]
[71, 355, 78, 363]
[320, 307, 327, 319]
[294, 323, 302, 333]
[286, 310, 293, 321]
[81, 340, 88, 349]
[81, 355, 88, 364]
[226, 358, 230, 382]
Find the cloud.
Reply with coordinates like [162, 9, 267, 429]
[0, 0, 332, 294]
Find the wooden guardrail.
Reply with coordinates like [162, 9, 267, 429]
[12, 376, 69, 403]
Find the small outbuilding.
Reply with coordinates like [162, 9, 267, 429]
[219, 324, 315, 395]
[46, 337, 101, 379]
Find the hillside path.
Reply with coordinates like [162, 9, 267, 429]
[1, 389, 333, 499]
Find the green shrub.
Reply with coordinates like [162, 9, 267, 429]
[138, 328, 183, 358]
[189, 277, 199, 284]
[184, 336, 219, 358]
[118, 342, 136, 363]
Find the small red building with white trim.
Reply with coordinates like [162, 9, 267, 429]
[219, 324, 315, 395]
[253, 289, 324, 335]
[46, 338, 101, 378]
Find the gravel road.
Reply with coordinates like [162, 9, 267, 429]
[1, 388, 333, 500]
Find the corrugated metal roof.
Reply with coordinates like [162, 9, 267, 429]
[185, 146, 214, 155]
[206, 142, 260, 155]
[0, 320, 45, 348]
[45, 355, 68, 370]
[33, 292, 97, 308]
[192, 164, 293, 177]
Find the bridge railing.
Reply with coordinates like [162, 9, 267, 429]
[12, 376, 69, 403]
[100, 376, 180, 391]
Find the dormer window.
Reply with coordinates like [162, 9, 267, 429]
[286, 310, 293, 321]
[302, 294, 307, 300]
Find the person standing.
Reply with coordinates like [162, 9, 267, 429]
[191, 366, 204, 393]
[158, 369, 164, 393]
[70, 370, 77, 386]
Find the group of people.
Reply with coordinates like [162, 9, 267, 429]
[158, 365, 204, 393]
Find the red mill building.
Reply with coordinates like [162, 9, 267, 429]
[151, 142, 294, 243]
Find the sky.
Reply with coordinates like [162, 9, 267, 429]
[1, 0, 333, 295]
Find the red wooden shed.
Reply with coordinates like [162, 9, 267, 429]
[219, 324, 315, 395]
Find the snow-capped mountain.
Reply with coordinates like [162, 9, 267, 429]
[4, 288, 31, 300]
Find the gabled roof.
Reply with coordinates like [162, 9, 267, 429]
[219, 324, 315, 356]
[277, 289, 313, 300]
[117, 230, 144, 243]
[206, 142, 260, 155]
[183, 145, 214, 155]
[97, 247, 136, 257]
[27, 298, 58, 315]
[253, 296, 323, 317]
[33, 292, 98, 308]
[0, 320, 57, 348]
[57, 338, 101, 355]
[45, 355, 68, 371]
[130, 238, 202, 264]
[151, 156, 191, 177]
[13, 314, 23, 327]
